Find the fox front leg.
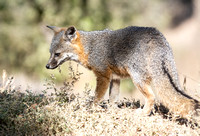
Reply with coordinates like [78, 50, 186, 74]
[109, 77, 120, 103]
[94, 73, 111, 103]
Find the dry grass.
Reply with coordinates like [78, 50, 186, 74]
[0, 69, 200, 136]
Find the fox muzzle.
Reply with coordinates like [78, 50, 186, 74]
[46, 64, 50, 69]
[46, 64, 58, 69]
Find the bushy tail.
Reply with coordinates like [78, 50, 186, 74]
[152, 59, 200, 117]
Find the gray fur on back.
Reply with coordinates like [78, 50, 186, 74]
[79, 26, 181, 89]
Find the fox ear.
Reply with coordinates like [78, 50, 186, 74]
[64, 26, 77, 40]
[46, 25, 61, 33]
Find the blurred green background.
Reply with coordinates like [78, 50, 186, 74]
[0, 0, 200, 94]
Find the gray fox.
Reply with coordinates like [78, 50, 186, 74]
[46, 25, 199, 117]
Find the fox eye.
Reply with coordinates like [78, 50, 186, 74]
[55, 53, 61, 57]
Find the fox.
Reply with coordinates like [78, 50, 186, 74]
[46, 25, 200, 117]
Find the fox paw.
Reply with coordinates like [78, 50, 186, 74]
[134, 108, 151, 116]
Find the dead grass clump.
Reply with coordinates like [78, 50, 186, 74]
[0, 69, 200, 135]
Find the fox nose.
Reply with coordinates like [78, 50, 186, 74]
[46, 64, 50, 69]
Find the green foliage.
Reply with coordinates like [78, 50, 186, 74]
[0, 90, 44, 135]
[121, 79, 135, 93]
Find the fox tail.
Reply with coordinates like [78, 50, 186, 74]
[152, 56, 200, 117]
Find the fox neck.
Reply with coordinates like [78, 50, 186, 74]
[76, 30, 111, 70]
[71, 31, 90, 69]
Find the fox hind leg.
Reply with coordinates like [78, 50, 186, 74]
[129, 70, 155, 115]
[136, 83, 155, 115]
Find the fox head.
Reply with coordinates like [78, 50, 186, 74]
[46, 26, 81, 69]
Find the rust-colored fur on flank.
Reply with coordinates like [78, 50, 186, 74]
[109, 65, 129, 77]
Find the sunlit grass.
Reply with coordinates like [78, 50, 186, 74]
[0, 70, 199, 135]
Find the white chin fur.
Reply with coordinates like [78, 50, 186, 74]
[57, 53, 78, 65]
